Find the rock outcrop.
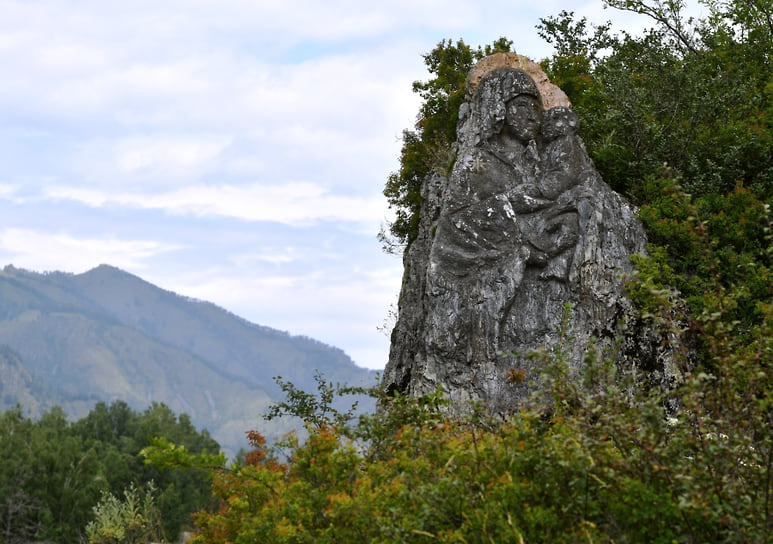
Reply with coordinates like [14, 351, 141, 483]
[382, 54, 657, 408]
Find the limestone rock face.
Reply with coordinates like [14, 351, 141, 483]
[382, 58, 650, 408]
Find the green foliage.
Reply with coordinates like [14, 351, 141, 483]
[263, 371, 370, 431]
[0, 407, 42, 544]
[183, 310, 772, 542]
[85, 482, 163, 544]
[538, 1, 773, 200]
[140, 436, 226, 473]
[0, 401, 220, 543]
[631, 177, 772, 353]
[537, 10, 615, 115]
[381, 37, 513, 250]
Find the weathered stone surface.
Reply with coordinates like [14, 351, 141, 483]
[382, 59, 653, 409]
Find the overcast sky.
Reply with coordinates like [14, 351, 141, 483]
[0, 1, 677, 370]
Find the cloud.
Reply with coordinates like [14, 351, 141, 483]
[1, 43, 421, 194]
[113, 134, 232, 177]
[230, 248, 299, 266]
[42, 183, 390, 226]
[0, 185, 17, 199]
[0, 228, 183, 272]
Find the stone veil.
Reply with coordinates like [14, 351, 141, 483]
[382, 53, 657, 408]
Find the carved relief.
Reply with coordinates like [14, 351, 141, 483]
[382, 60, 650, 406]
[432, 68, 585, 282]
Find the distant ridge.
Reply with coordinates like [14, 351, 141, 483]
[0, 264, 377, 454]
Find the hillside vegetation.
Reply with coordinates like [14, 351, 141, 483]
[0, 264, 376, 454]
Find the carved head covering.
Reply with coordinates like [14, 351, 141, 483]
[464, 67, 543, 145]
[500, 68, 540, 103]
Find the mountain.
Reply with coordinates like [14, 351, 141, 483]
[0, 344, 61, 417]
[0, 264, 377, 454]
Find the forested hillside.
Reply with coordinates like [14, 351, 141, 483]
[0, 264, 377, 454]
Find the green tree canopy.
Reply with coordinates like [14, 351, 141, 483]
[539, 1, 773, 199]
[0, 401, 220, 543]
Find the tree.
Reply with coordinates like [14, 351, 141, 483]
[0, 400, 221, 542]
[0, 408, 42, 544]
[28, 407, 106, 543]
[538, 1, 773, 199]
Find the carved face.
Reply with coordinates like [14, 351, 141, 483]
[504, 95, 542, 142]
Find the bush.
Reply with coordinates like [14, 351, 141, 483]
[86, 482, 163, 544]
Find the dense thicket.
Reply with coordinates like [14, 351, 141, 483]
[0, 401, 219, 543]
[147, 307, 772, 542]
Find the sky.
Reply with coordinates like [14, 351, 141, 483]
[0, 0, 689, 370]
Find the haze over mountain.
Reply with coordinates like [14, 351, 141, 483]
[0, 264, 377, 454]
